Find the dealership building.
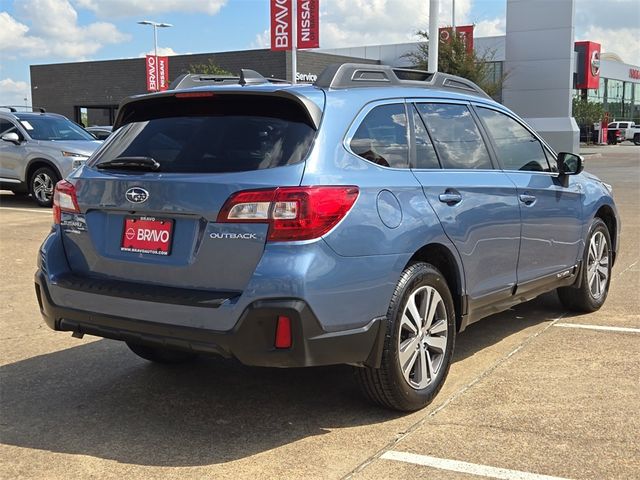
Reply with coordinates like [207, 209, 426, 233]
[30, 0, 640, 152]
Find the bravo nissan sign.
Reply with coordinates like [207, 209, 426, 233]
[146, 55, 169, 92]
[271, 0, 319, 51]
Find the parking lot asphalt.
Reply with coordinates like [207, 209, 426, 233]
[1, 145, 638, 480]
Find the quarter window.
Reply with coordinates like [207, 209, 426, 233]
[416, 103, 492, 169]
[350, 104, 409, 168]
[477, 107, 550, 172]
[412, 106, 440, 169]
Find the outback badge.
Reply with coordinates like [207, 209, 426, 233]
[125, 187, 149, 203]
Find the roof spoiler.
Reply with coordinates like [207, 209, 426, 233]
[169, 70, 289, 90]
[313, 63, 491, 99]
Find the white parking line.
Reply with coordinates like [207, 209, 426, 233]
[554, 323, 640, 334]
[0, 207, 51, 214]
[381, 451, 572, 480]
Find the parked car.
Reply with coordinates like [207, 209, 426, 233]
[36, 64, 620, 411]
[607, 121, 640, 145]
[85, 126, 113, 141]
[0, 107, 102, 206]
[607, 127, 625, 145]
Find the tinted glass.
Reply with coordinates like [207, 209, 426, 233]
[412, 106, 439, 169]
[95, 116, 314, 173]
[477, 107, 550, 172]
[15, 115, 95, 141]
[0, 120, 14, 135]
[416, 103, 492, 169]
[350, 104, 409, 168]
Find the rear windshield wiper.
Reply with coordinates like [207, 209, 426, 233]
[96, 156, 161, 171]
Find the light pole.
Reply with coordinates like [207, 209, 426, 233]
[137, 21, 173, 90]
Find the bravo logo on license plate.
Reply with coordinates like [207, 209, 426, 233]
[121, 216, 174, 255]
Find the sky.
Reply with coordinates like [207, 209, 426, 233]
[1, 0, 639, 108]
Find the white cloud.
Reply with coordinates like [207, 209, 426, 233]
[250, 29, 270, 50]
[72, 0, 227, 17]
[1, 0, 130, 59]
[474, 17, 505, 37]
[581, 26, 640, 65]
[138, 47, 180, 57]
[0, 78, 32, 109]
[318, 0, 472, 48]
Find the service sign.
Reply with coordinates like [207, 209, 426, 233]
[297, 0, 319, 49]
[146, 55, 169, 92]
[439, 25, 474, 53]
[271, 0, 292, 51]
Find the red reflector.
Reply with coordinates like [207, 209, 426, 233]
[275, 316, 292, 349]
[174, 92, 216, 98]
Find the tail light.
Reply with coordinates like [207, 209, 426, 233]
[53, 180, 80, 224]
[217, 186, 359, 241]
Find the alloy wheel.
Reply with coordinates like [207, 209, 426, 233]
[33, 173, 54, 204]
[398, 286, 448, 389]
[587, 231, 609, 300]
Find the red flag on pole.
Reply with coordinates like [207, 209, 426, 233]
[297, 0, 319, 49]
[270, 0, 292, 51]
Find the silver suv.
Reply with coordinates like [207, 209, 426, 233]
[0, 108, 102, 206]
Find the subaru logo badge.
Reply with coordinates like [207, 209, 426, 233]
[125, 187, 149, 203]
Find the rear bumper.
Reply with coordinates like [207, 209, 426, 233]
[35, 270, 386, 368]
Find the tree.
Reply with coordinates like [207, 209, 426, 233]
[572, 97, 604, 127]
[404, 29, 507, 100]
[572, 97, 605, 143]
[187, 59, 232, 75]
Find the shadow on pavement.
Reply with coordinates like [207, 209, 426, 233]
[0, 293, 564, 467]
[0, 191, 46, 210]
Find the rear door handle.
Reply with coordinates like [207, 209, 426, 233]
[439, 192, 462, 205]
[519, 193, 536, 205]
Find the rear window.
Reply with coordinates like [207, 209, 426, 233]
[93, 95, 316, 173]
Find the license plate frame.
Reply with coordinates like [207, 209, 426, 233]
[120, 216, 174, 256]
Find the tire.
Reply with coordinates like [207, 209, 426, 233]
[634, 134, 640, 146]
[355, 262, 456, 411]
[126, 342, 198, 364]
[557, 218, 612, 312]
[29, 166, 59, 207]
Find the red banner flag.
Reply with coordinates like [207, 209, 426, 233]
[157, 56, 169, 91]
[146, 55, 169, 92]
[146, 55, 157, 92]
[271, 0, 292, 51]
[297, 0, 319, 49]
[439, 25, 474, 53]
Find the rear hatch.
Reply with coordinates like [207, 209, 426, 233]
[60, 91, 322, 292]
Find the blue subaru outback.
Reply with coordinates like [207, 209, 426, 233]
[36, 64, 619, 411]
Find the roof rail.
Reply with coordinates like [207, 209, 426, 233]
[0, 105, 46, 113]
[314, 63, 491, 99]
[169, 70, 290, 90]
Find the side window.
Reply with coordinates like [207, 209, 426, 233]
[0, 120, 14, 136]
[476, 107, 550, 172]
[416, 103, 492, 169]
[350, 103, 409, 168]
[412, 106, 440, 169]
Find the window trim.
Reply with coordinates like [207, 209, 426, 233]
[343, 99, 411, 171]
[410, 99, 498, 171]
[471, 103, 561, 177]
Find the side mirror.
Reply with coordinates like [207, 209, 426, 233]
[557, 152, 584, 176]
[1, 132, 20, 145]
